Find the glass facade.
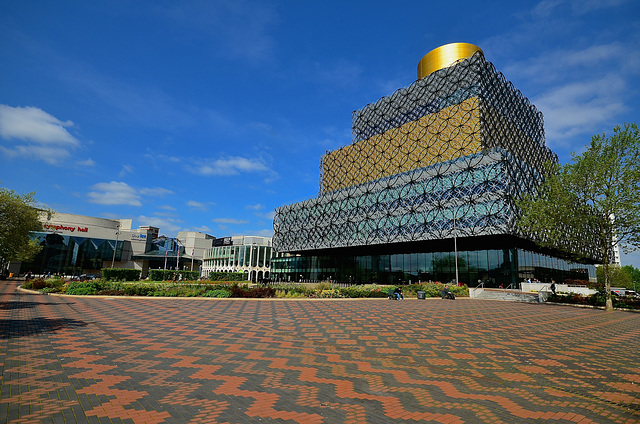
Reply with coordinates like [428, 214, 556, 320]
[270, 248, 594, 287]
[202, 237, 273, 281]
[204, 245, 272, 271]
[22, 232, 123, 276]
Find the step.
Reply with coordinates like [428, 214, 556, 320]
[470, 288, 542, 303]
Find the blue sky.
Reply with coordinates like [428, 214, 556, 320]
[1, 0, 639, 267]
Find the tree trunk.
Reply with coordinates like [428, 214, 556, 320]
[604, 262, 613, 311]
[601, 234, 613, 311]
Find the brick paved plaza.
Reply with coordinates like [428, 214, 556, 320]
[1, 280, 639, 423]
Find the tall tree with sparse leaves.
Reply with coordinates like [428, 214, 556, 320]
[517, 124, 640, 311]
[0, 186, 49, 273]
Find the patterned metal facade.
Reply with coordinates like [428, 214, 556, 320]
[273, 52, 560, 254]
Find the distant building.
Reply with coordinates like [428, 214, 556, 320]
[177, 231, 216, 263]
[19, 212, 153, 276]
[202, 236, 272, 281]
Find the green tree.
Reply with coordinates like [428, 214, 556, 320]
[0, 186, 49, 273]
[622, 265, 640, 291]
[517, 124, 640, 311]
[596, 265, 632, 289]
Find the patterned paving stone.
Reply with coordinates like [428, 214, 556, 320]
[1, 280, 640, 423]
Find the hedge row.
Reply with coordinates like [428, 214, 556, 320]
[60, 281, 273, 298]
[208, 271, 246, 281]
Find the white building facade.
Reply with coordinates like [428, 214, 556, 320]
[202, 236, 273, 281]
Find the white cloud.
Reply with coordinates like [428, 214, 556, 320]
[0, 144, 72, 165]
[187, 200, 207, 210]
[194, 156, 271, 176]
[190, 225, 213, 233]
[570, 0, 627, 14]
[77, 158, 96, 167]
[503, 43, 627, 84]
[119, 165, 134, 177]
[88, 181, 142, 206]
[531, 0, 563, 18]
[87, 181, 173, 206]
[260, 210, 276, 220]
[254, 228, 274, 237]
[246, 203, 264, 210]
[534, 75, 626, 144]
[0, 105, 81, 164]
[496, 37, 634, 150]
[212, 218, 249, 224]
[0, 105, 79, 145]
[136, 215, 183, 234]
[139, 187, 174, 196]
[154, 209, 179, 218]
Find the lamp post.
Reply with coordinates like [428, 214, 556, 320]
[454, 214, 459, 286]
[110, 222, 121, 269]
[175, 238, 183, 271]
[163, 248, 168, 270]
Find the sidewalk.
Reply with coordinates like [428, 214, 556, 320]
[1, 279, 639, 423]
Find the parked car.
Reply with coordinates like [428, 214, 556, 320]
[611, 287, 639, 298]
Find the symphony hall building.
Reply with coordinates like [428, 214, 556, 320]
[270, 43, 598, 286]
[19, 212, 153, 276]
[17, 213, 210, 277]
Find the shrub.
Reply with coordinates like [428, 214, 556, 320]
[276, 290, 307, 298]
[40, 287, 59, 294]
[24, 277, 65, 292]
[208, 271, 246, 281]
[228, 284, 275, 298]
[121, 283, 155, 296]
[339, 285, 387, 298]
[270, 283, 314, 297]
[203, 289, 232, 298]
[312, 281, 334, 291]
[24, 278, 49, 290]
[614, 297, 640, 309]
[391, 282, 469, 298]
[66, 281, 107, 295]
[586, 292, 605, 306]
[319, 289, 343, 298]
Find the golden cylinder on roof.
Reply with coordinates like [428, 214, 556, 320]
[417, 43, 483, 79]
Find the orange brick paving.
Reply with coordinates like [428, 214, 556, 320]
[1, 280, 640, 423]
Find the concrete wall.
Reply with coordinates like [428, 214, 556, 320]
[520, 282, 595, 296]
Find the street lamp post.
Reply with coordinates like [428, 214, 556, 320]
[111, 223, 121, 269]
[163, 249, 168, 270]
[454, 214, 459, 286]
[175, 238, 183, 271]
